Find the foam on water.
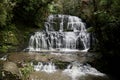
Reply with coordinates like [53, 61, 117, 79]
[63, 62, 105, 80]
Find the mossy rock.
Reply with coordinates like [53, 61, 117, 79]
[1, 62, 22, 80]
[53, 60, 70, 69]
[0, 30, 19, 53]
[3, 62, 21, 76]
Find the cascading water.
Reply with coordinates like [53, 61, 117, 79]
[63, 62, 105, 80]
[32, 62, 56, 73]
[31, 61, 105, 80]
[24, 14, 108, 80]
[26, 14, 90, 52]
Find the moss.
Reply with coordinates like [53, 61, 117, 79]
[1, 30, 18, 45]
[87, 27, 95, 33]
[0, 28, 19, 53]
[53, 60, 70, 69]
[0, 45, 8, 53]
[0, 23, 39, 53]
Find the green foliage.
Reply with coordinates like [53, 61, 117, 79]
[20, 63, 33, 80]
[58, 0, 82, 16]
[13, 0, 54, 28]
[0, 0, 15, 28]
[0, 3, 7, 27]
[48, 1, 63, 14]
[0, 24, 19, 53]
[75, 0, 120, 52]
[0, 46, 8, 53]
[0, 30, 18, 45]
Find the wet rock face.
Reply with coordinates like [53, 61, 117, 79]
[8, 53, 33, 63]
[3, 62, 20, 76]
[28, 72, 70, 80]
[0, 52, 113, 80]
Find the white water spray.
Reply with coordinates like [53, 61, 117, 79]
[33, 62, 56, 73]
[26, 14, 90, 52]
[63, 62, 105, 80]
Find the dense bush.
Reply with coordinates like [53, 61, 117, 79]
[0, 0, 55, 53]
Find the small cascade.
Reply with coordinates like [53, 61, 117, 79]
[26, 14, 90, 52]
[32, 62, 56, 73]
[63, 62, 105, 80]
[30, 61, 105, 80]
[0, 55, 7, 61]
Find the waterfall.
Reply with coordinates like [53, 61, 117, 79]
[26, 14, 90, 52]
[32, 62, 56, 73]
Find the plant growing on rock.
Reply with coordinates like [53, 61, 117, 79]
[20, 63, 34, 80]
